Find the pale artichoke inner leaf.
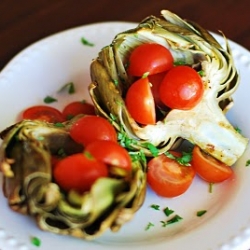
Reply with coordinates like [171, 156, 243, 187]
[57, 178, 127, 223]
[26, 179, 61, 213]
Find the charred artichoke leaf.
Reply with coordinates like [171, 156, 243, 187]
[90, 10, 248, 165]
[0, 120, 60, 214]
[0, 119, 147, 239]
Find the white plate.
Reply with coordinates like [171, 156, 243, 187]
[0, 22, 250, 250]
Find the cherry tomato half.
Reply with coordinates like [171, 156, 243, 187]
[127, 43, 173, 77]
[62, 101, 95, 120]
[85, 140, 132, 171]
[22, 105, 64, 123]
[147, 152, 195, 197]
[191, 146, 234, 183]
[148, 72, 167, 109]
[125, 77, 156, 125]
[159, 65, 204, 110]
[53, 152, 108, 193]
[69, 115, 117, 146]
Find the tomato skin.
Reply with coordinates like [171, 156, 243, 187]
[53, 153, 108, 193]
[159, 66, 204, 110]
[191, 146, 233, 183]
[148, 72, 167, 109]
[125, 77, 156, 125]
[22, 105, 65, 123]
[69, 115, 117, 146]
[147, 153, 195, 197]
[85, 140, 132, 171]
[127, 43, 173, 76]
[62, 101, 95, 120]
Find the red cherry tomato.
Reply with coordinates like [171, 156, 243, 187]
[159, 66, 204, 110]
[69, 115, 117, 146]
[148, 72, 167, 109]
[125, 77, 156, 125]
[85, 140, 132, 171]
[53, 153, 108, 193]
[191, 146, 234, 183]
[62, 101, 95, 120]
[22, 105, 65, 123]
[127, 43, 173, 76]
[147, 152, 195, 197]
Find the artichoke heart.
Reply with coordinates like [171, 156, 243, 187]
[89, 10, 248, 165]
[0, 120, 146, 240]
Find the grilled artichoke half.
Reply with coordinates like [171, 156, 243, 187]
[0, 120, 146, 239]
[89, 10, 248, 166]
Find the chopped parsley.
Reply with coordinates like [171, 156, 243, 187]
[150, 204, 160, 210]
[142, 142, 159, 157]
[198, 70, 205, 77]
[54, 122, 65, 128]
[174, 60, 185, 66]
[118, 131, 137, 150]
[129, 150, 147, 167]
[246, 159, 250, 166]
[196, 210, 207, 217]
[161, 215, 183, 227]
[163, 207, 174, 217]
[58, 82, 75, 94]
[30, 236, 41, 247]
[145, 222, 154, 231]
[110, 113, 117, 123]
[43, 95, 57, 103]
[81, 37, 94, 47]
[113, 79, 119, 86]
[164, 151, 192, 166]
[234, 126, 242, 134]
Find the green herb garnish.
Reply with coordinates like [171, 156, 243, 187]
[58, 82, 75, 94]
[118, 131, 137, 150]
[161, 215, 183, 227]
[110, 113, 117, 123]
[198, 70, 205, 76]
[246, 160, 250, 166]
[150, 204, 160, 210]
[145, 222, 154, 231]
[164, 151, 192, 166]
[54, 122, 65, 127]
[163, 207, 174, 217]
[174, 60, 185, 66]
[234, 126, 242, 134]
[129, 150, 147, 166]
[142, 142, 159, 157]
[196, 210, 207, 217]
[30, 236, 41, 247]
[81, 37, 94, 47]
[43, 96, 57, 103]
[113, 79, 119, 86]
